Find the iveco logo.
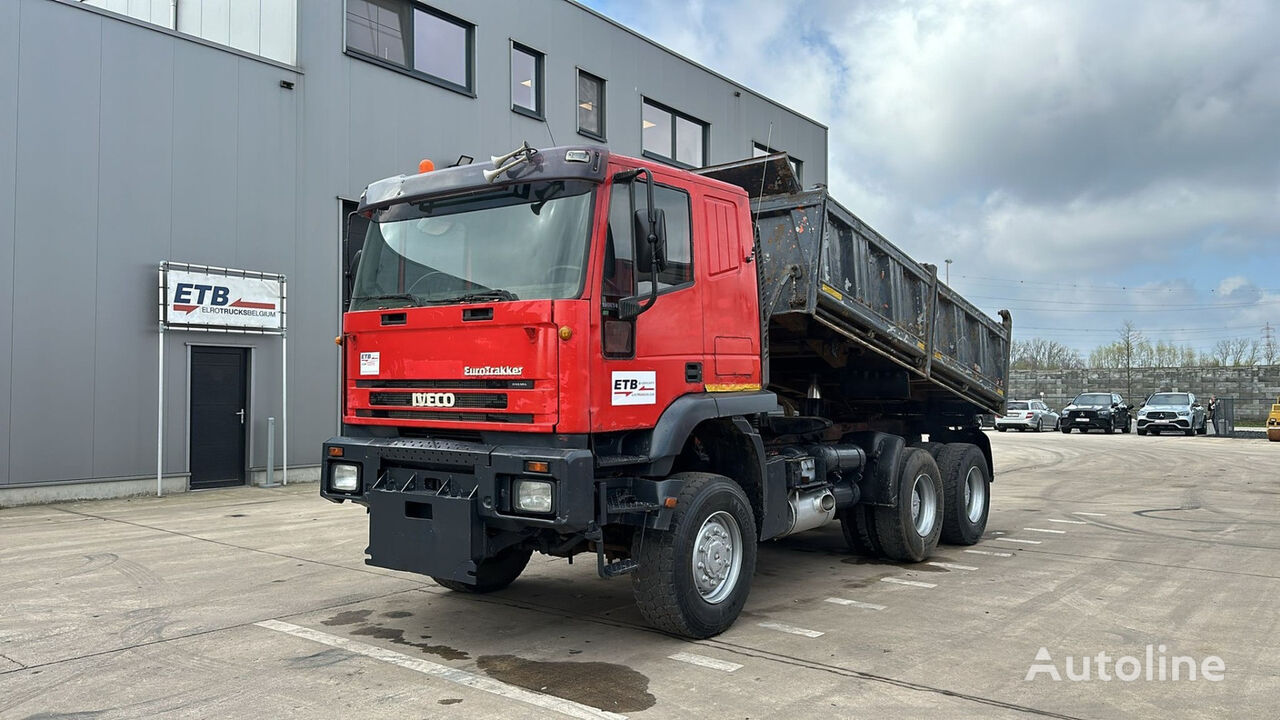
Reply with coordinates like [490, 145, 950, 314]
[411, 392, 456, 408]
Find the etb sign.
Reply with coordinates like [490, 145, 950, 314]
[611, 371, 656, 406]
[161, 264, 285, 333]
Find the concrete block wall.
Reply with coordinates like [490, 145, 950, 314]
[1010, 365, 1280, 423]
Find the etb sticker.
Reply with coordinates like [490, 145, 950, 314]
[611, 371, 656, 406]
[359, 352, 380, 376]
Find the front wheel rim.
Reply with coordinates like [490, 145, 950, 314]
[963, 467, 986, 523]
[692, 511, 742, 604]
[910, 473, 938, 537]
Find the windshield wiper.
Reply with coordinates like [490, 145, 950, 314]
[433, 289, 519, 304]
[355, 292, 420, 307]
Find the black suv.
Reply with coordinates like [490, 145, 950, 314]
[1061, 392, 1132, 434]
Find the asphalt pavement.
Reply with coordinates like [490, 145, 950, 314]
[1, 431, 1276, 719]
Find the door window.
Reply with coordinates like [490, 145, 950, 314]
[602, 178, 693, 301]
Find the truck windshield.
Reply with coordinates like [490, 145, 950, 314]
[350, 180, 595, 310]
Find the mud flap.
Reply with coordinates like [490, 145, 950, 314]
[365, 489, 482, 583]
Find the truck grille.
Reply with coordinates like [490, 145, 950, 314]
[368, 392, 508, 409]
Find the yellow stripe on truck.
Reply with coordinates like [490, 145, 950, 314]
[706, 383, 763, 393]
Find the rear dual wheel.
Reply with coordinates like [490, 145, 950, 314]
[873, 449, 944, 562]
[936, 444, 990, 545]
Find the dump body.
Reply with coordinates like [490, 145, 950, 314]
[701, 155, 1011, 419]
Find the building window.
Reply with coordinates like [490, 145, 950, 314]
[510, 43, 544, 118]
[346, 1, 474, 94]
[642, 99, 707, 167]
[347, 0, 410, 65]
[577, 70, 605, 140]
[753, 142, 802, 183]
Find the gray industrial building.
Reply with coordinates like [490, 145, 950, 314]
[0, 0, 827, 503]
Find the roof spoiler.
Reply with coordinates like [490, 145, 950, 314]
[694, 152, 802, 199]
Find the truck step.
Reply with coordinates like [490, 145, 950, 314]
[599, 558, 638, 577]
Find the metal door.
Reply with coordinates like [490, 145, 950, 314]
[190, 346, 249, 489]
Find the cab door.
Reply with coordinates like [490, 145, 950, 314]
[591, 171, 704, 431]
[699, 192, 761, 389]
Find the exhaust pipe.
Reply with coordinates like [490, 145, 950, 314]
[783, 488, 837, 537]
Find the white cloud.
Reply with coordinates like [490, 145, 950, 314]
[585, 0, 1280, 354]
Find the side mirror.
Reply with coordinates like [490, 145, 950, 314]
[633, 208, 668, 275]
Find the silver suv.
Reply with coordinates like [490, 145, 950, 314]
[1137, 392, 1207, 436]
[996, 400, 1060, 432]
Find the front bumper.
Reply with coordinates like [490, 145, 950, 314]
[1137, 416, 1191, 431]
[1064, 413, 1113, 429]
[321, 435, 594, 582]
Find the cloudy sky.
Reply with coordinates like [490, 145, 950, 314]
[582, 0, 1280, 358]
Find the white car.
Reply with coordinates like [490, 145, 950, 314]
[996, 400, 1060, 432]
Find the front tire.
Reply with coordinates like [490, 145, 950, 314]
[936, 444, 990, 545]
[1061, 426, 1071, 434]
[873, 448, 944, 562]
[432, 546, 532, 594]
[632, 472, 757, 638]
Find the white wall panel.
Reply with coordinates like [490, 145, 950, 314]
[84, 0, 172, 28]
[259, 0, 297, 65]
[199, 0, 232, 47]
[228, 0, 262, 58]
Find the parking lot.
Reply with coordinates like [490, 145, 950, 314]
[1, 432, 1276, 719]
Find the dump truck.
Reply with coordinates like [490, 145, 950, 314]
[322, 144, 1012, 638]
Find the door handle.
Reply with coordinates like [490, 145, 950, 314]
[236, 409, 246, 424]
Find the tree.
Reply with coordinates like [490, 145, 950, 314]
[1012, 338, 1083, 370]
[1116, 321, 1144, 398]
[1210, 338, 1259, 366]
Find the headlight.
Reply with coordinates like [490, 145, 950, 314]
[1138, 410, 1148, 417]
[1098, 409, 1111, 415]
[331, 463, 360, 492]
[1177, 410, 1189, 416]
[513, 479, 553, 513]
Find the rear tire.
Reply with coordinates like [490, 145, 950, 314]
[632, 472, 757, 639]
[432, 546, 532, 593]
[936, 444, 990, 545]
[1034, 418, 1043, 433]
[873, 448, 944, 563]
[840, 503, 884, 557]
[911, 441, 946, 460]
